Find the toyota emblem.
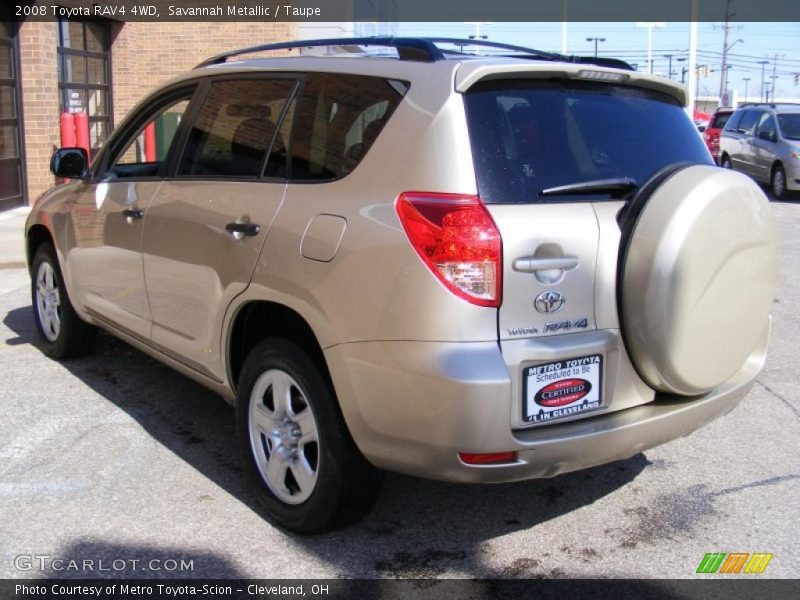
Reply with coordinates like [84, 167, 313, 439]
[534, 291, 565, 313]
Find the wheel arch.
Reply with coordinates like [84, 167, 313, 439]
[227, 300, 333, 395]
[26, 224, 54, 270]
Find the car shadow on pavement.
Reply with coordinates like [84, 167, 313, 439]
[4, 305, 650, 578]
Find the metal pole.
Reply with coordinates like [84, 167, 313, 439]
[759, 60, 769, 102]
[743, 77, 750, 101]
[687, 11, 698, 118]
[586, 37, 605, 57]
[719, 0, 732, 99]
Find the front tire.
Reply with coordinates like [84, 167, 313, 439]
[31, 243, 97, 358]
[771, 164, 787, 200]
[236, 338, 382, 533]
[720, 154, 732, 169]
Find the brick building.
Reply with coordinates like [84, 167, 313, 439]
[0, 19, 296, 210]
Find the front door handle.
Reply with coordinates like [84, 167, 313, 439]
[225, 222, 261, 239]
[122, 208, 144, 222]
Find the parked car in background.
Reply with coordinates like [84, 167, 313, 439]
[26, 37, 779, 533]
[704, 107, 735, 164]
[719, 103, 800, 198]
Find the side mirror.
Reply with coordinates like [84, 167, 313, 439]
[50, 148, 88, 179]
[758, 130, 776, 143]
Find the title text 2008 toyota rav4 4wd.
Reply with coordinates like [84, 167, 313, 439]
[26, 38, 779, 533]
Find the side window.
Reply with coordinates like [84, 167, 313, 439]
[757, 113, 777, 139]
[290, 74, 406, 181]
[109, 92, 193, 178]
[724, 110, 743, 132]
[736, 110, 760, 135]
[178, 78, 296, 178]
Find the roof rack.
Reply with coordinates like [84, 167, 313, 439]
[738, 102, 800, 108]
[194, 36, 634, 71]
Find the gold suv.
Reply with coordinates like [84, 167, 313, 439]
[26, 38, 779, 533]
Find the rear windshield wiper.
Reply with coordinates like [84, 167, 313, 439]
[539, 177, 638, 198]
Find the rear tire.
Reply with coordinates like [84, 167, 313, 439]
[31, 243, 97, 358]
[771, 164, 787, 200]
[236, 338, 382, 533]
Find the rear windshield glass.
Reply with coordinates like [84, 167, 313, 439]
[464, 79, 712, 203]
[710, 111, 733, 129]
[778, 114, 800, 140]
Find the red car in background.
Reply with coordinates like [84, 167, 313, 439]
[704, 108, 735, 164]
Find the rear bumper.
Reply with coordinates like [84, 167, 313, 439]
[325, 326, 768, 483]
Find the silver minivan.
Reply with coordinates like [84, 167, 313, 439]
[719, 103, 800, 199]
[27, 38, 779, 533]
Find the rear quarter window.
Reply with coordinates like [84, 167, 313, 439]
[724, 110, 744, 132]
[289, 73, 407, 181]
[735, 110, 761, 135]
[464, 79, 712, 204]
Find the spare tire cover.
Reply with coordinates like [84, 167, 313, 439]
[619, 164, 779, 396]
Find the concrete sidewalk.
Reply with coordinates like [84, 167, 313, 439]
[0, 206, 31, 296]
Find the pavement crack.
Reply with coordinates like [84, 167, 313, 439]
[755, 380, 800, 421]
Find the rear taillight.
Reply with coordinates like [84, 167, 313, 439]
[396, 192, 502, 307]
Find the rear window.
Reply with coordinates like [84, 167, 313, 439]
[778, 113, 800, 140]
[464, 79, 712, 204]
[710, 111, 733, 129]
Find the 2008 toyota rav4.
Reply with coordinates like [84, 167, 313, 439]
[26, 38, 779, 533]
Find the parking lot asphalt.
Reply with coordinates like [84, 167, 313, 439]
[0, 199, 798, 580]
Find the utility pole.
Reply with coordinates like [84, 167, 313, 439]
[759, 59, 769, 101]
[663, 54, 674, 79]
[719, 0, 732, 99]
[743, 77, 750, 101]
[770, 56, 780, 102]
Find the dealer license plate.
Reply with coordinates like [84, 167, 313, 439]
[523, 355, 603, 424]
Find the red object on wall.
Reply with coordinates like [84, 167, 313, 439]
[59, 112, 76, 147]
[144, 122, 156, 162]
[73, 112, 90, 160]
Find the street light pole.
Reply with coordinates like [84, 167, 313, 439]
[586, 37, 606, 57]
[636, 22, 665, 75]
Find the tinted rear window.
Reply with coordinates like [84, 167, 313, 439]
[710, 111, 732, 129]
[464, 79, 712, 204]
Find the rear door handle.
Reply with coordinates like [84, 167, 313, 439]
[225, 222, 261, 238]
[512, 256, 579, 273]
[122, 208, 144, 221]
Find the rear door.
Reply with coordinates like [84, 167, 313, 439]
[751, 112, 779, 181]
[141, 76, 298, 382]
[731, 109, 761, 174]
[462, 78, 713, 427]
